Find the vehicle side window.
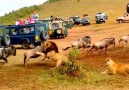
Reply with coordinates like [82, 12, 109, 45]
[6, 29, 9, 34]
[38, 26, 44, 31]
[11, 29, 17, 35]
[20, 27, 34, 34]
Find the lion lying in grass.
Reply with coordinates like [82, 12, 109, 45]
[36, 51, 68, 69]
[101, 58, 129, 75]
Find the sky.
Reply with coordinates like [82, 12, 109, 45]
[0, 0, 48, 16]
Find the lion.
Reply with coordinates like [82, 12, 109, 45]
[41, 41, 59, 54]
[36, 51, 68, 69]
[101, 58, 129, 75]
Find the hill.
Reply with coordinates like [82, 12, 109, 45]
[0, 0, 129, 24]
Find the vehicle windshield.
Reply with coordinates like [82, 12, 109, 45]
[82, 18, 89, 20]
[52, 23, 59, 30]
[96, 15, 103, 19]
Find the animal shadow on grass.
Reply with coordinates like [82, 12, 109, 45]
[0, 62, 7, 65]
[16, 62, 55, 70]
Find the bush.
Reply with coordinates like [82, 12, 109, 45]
[58, 47, 84, 77]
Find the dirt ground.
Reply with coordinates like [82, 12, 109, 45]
[1, 22, 129, 90]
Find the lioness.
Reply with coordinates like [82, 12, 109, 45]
[101, 58, 129, 75]
[36, 51, 68, 69]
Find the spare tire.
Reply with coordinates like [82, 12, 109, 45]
[2, 34, 10, 46]
[127, 3, 129, 13]
[40, 31, 49, 41]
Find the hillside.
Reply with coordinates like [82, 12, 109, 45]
[0, 0, 129, 24]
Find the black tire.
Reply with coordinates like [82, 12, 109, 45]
[22, 41, 30, 49]
[118, 20, 123, 23]
[2, 34, 10, 46]
[40, 31, 49, 41]
[83, 23, 86, 26]
[96, 21, 99, 24]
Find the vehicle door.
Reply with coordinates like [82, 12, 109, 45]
[19, 26, 35, 43]
[9, 27, 20, 44]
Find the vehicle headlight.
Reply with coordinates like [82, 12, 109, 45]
[57, 30, 61, 34]
[35, 35, 39, 40]
[48, 30, 52, 34]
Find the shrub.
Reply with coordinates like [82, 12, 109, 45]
[58, 47, 85, 77]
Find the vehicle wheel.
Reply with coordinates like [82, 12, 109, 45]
[2, 34, 11, 46]
[22, 41, 30, 49]
[96, 21, 99, 24]
[119, 20, 123, 23]
[62, 34, 66, 38]
[40, 31, 49, 41]
[83, 24, 86, 26]
[103, 21, 105, 23]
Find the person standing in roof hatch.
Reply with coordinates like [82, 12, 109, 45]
[32, 11, 39, 22]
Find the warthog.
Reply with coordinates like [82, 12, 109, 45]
[88, 38, 115, 55]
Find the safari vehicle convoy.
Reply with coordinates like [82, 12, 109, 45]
[3, 23, 49, 49]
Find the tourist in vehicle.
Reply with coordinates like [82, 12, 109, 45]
[32, 11, 39, 21]
[15, 19, 19, 25]
[29, 16, 35, 23]
[12, 29, 17, 35]
[25, 17, 29, 24]
[18, 18, 24, 25]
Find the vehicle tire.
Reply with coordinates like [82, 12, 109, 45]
[96, 21, 99, 24]
[83, 24, 86, 26]
[62, 34, 66, 38]
[22, 41, 30, 49]
[103, 21, 105, 23]
[118, 20, 123, 23]
[40, 31, 49, 41]
[2, 34, 11, 46]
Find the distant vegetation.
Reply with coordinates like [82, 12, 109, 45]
[0, 0, 128, 24]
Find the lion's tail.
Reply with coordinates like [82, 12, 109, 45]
[62, 47, 71, 50]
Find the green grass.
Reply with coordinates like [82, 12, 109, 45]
[0, 62, 129, 90]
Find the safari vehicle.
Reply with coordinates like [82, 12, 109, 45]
[95, 12, 108, 24]
[69, 16, 82, 25]
[116, 13, 129, 23]
[48, 21, 68, 38]
[82, 17, 90, 26]
[4, 23, 49, 49]
[64, 20, 74, 29]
